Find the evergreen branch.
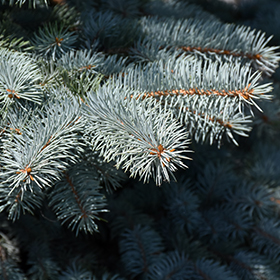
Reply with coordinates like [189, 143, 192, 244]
[57, 50, 128, 96]
[129, 39, 181, 63]
[37, 58, 63, 89]
[60, 69, 102, 99]
[59, 261, 94, 280]
[0, 184, 44, 221]
[179, 45, 262, 61]
[143, 0, 216, 20]
[254, 98, 280, 139]
[82, 10, 140, 50]
[0, 1, 280, 277]
[143, 84, 256, 102]
[97, 54, 129, 77]
[198, 208, 232, 242]
[60, 262, 125, 279]
[0, 98, 83, 194]
[218, 208, 253, 242]
[50, 4, 80, 29]
[193, 258, 239, 280]
[141, 17, 280, 74]
[0, 108, 28, 139]
[49, 163, 108, 235]
[0, 34, 32, 52]
[178, 103, 252, 146]
[58, 49, 103, 75]
[252, 218, 280, 263]
[82, 10, 118, 48]
[83, 149, 127, 193]
[1, 0, 48, 7]
[246, 143, 280, 184]
[32, 22, 78, 60]
[0, 49, 43, 114]
[26, 241, 60, 279]
[83, 83, 192, 186]
[120, 225, 164, 278]
[163, 180, 202, 233]
[149, 250, 238, 280]
[118, 57, 263, 145]
[118, 57, 273, 110]
[147, 251, 192, 280]
[225, 182, 276, 219]
[100, 0, 141, 18]
[229, 251, 277, 280]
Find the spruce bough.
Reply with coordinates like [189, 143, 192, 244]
[1, 0, 280, 279]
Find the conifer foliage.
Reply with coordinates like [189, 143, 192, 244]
[1, 0, 280, 279]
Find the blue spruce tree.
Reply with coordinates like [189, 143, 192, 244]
[1, 0, 280, 279]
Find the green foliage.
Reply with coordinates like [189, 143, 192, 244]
[49, 162, 108, 235]
[32, 22, 78, 60]
[0, 34, 32, 51]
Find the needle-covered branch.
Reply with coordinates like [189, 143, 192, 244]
[0, 97, 84, 196]
[49, 163, 108, 235]
[140, 16, 280, 75]
[83, 83, 192, 186]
